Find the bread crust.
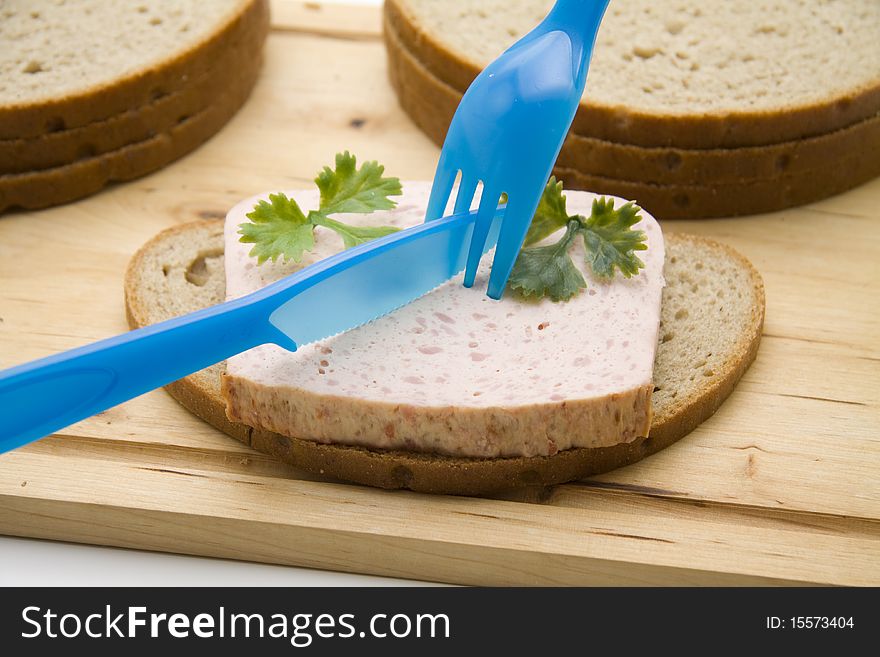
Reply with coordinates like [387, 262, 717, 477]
[385, 18, 880, 218]
[0, 46, 264, 213]
[124, 220, 765, 495]
[384, 0, 880, 149]
[0, 12, 267, 174]
[552, 161, 880, 220]
[647, 234, 765, 444]
[0, 0, 269, 140]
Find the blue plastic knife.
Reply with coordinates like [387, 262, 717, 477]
[0, 205, 504, 453]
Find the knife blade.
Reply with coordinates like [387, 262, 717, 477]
[0, 205, 505, 452]
[266, 204, 504, 347]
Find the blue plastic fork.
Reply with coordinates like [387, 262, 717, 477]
[424, 0, 611, 299]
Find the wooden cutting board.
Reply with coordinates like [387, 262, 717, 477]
[0, 1, 877, 586]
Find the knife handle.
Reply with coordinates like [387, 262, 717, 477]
[0, 296, 286, 453]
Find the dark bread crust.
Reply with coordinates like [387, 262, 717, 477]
[384, 18, 880, 219]
[124, 220, 764, 495]
[384, 0, 880, 149]
[0, 41, 265, 213]
[0, 0, 269, 140]
[552, 162, 880, 220]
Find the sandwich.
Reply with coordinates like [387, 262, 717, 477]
[125, 154, 764, 494]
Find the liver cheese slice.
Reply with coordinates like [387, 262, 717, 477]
[223, 182, 665, 458]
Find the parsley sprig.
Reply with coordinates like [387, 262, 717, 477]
[239, 156, 647, 304]
[508, 177, 648, 302]
[238, 152, 402, 264]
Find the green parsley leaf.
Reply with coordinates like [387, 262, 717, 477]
[522, 177, 570, 246]
[508, 180, 649, 301]
[316, 151, 403, 216]
[508, 220, 586, 302]
[239, 153, 402, 264]
[312, 215, 401, 249]
[238, 193, 315, 264]
[581, 198, 648, 279]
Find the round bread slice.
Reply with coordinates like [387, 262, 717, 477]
[386, 17, 880, 188]
[124, 220, 764, 495]
[0, 45, 262, 213]
[385, 0, 880, 149]
[0, 0, 268, 139]
[0, 5, 268, 174]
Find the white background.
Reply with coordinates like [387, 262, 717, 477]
[0, 0, 437, 588]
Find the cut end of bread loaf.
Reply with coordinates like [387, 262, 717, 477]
[124, 220, 764, 495]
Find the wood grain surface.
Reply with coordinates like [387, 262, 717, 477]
[0, 1, 877, 586]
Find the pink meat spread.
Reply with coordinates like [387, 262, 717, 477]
[222, 182, 665, 458]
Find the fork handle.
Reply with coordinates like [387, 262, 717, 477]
[541, 0, 610, 87]
[546, 0, 611, 24]
[544, 0, 611, 71]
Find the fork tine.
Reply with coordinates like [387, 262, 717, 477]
[462, 186, 502, 288]
[424, 156, 457, 222]
[453, 174, 479, 215]
[486, 190, 544, 300]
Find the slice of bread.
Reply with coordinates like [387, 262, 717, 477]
[125, 220, 764, 495]
[0, 0, 268, 139]
[0, 4, 267, 174]
[0, 44, 262, 213]
[386, 17, 880, 187]
[385, 0, 880, 148]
